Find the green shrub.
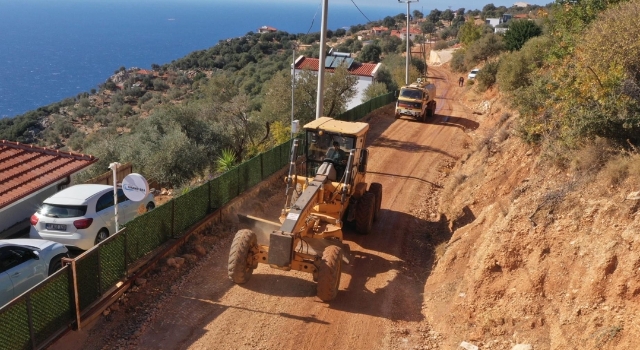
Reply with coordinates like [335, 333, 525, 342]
[476, 61, 499, 91]
[433, 40, 449, 50]
[450, 49, 467, 72]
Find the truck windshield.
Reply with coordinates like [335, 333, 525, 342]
[400, 88, 422, 99]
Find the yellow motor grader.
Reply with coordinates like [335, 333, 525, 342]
[228, 117, 382, 301]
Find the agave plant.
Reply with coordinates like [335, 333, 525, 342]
[216, 148, 237, 172]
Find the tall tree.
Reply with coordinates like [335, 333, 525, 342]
[441, 9, 454, 25]
[359, 44, 383, 63]
[504, 20, 543, 51]
[457, 22, 482, 46]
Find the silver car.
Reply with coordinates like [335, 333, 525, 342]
[0, 239, 68, 307]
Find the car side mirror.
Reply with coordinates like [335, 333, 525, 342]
[32, 251, 40, 260]
[358, 149, 369, 173]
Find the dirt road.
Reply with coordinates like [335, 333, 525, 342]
[57, 66, 478, 350]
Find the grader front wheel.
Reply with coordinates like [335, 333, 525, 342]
[317, 245, 343, 302]
[356, 192, 376, 234]
[228, 229, 257, 284]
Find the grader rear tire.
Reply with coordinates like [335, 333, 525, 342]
[355, 192, 376, 234]
[368, 182, 383, 221]
[228, 229, 257, 284]
[317, 245, 343, 302]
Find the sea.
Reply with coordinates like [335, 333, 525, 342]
[0, 0, 404, 119]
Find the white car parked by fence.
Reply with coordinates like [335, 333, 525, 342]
[29, 184, 155, 250]
[0, 239, 68, 307]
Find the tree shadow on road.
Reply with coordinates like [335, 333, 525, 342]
[431, 116, 479, 132]
[372, 136, 455, 158]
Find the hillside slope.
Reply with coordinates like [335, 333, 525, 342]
[421, 70, 640, 349]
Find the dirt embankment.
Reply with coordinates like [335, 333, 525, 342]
[424, 75, 640, 349]
[51, 64, 640, 350]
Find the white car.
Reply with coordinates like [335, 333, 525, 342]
[30, 184, 155, 250]
[468, 69, 480, 80]
[0, 239, 68, 307]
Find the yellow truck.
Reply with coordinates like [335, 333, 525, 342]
[394, 78, 437, 122]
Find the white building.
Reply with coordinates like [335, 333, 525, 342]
[485, 18, 501, 27]
[292, 54, 382, 110]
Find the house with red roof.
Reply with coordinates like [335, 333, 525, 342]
[293, 53, 383, 110]
[258, 25, 277, 33]
[0, 140, 98, 237]
[391, 27, 422, 41]
[371, 26, 389, 36]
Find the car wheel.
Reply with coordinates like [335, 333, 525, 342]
[146, 202, 155, 212]
[48, 254, 66, 275]
[95, 229, 109, 245]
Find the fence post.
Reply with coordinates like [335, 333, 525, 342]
[64, 258, 82, 330]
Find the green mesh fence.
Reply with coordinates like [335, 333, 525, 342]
[125, 202, 172, 264]
[100, 234, 126, 293]
[261, 147, 280, 178]
[209, 176, 223, 209]
[237, 155, 262, 194]
[173, 184, 209, 237]
[223, 167, 240, 203]
[280, 140, 293, 168]
[30, 270, 72, 345]
[0, 298, 30, 350]
[76, 251, 100, 312]
[336, 92, 395, 122]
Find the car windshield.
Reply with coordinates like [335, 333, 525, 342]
[399, 88, 422, 99]
[38, 204, 87, 218]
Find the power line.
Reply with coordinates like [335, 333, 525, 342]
[306, 3, 321, 35]
[350, 0, 372, 23]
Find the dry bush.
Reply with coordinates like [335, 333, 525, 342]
[628, 153, 640, 182]
[569, 138, 613, 173]
[439, 173, 468, 217]
[603, 155, 630, 186]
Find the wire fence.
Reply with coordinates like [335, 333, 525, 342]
[0, 92, 396, 350]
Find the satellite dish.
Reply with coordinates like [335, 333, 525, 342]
[121, 173, 149, 202]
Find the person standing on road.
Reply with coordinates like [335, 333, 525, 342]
[458, 77, 464, 87]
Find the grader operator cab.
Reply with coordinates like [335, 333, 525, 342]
[228, 117, 382, 301]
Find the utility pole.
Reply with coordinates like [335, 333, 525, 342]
[315, 0, 328, 120]
[291, 42, 297, 139]
[398, 0, 418, 85]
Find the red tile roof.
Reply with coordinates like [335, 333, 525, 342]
[371, 26, 388, 32]
[294, 57, 380, 77]
[0, 140, 98, 209]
